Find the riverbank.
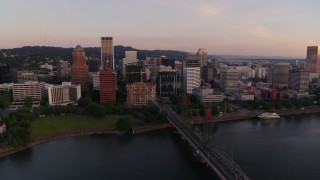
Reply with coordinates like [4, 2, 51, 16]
[0, 128, 123, 158]
[188, 106, 320, 124]
[2, 106, 320, 158]
[0, 122, 174, 158]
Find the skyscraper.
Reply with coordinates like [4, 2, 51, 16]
[306, 46, 320, 73]
[288, 69, 309, 92]
[197, 48, 208, 67]
[57, 60, 69, 78]
[121, 51, 138, 77]
[99, 69, 116, 104]
[220, 67, 239, 93]
[101, 37, 114, 70]
[267, 63, 290, 87]
[71, 45, 89, 94]
[183, 58, 201, 94]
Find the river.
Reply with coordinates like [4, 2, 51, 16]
[1, 113, 320, 180]
[213, 113, 320, 180]
[0, 130, 216, 180]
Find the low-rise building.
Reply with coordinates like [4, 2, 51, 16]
[126, 82, 156, 107]
[40, 63, 53, 70]
[17, 72, 38, 83]
[0, 83, 13, 92]
[192, 86, 224, 103]
[10, 81, 45, 109]
[284, 90, 310, 99]
[234, 92, 255, 101]
[48, 82, 81, 106]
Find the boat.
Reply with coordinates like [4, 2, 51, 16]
[257, 112, 280, 119]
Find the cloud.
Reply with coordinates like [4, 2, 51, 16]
[251, 26, 272, 38]
[160, 0, 224, 18]
[198, 5, 223, 17]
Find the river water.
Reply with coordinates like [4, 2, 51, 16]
[0, 130, 216, 180]
[1, 113, 320, 180]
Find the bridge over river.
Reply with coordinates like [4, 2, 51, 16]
[158, 103, 251, 180]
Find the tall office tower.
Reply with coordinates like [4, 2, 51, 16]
[99, 69, 116, 104]
[0, 64, 11, 83]
[183, 59, 201, 94]
[288, 69, 309, 92]
[125, 64, 146, 83]
[57, 60, 69, 78]
[306, 46, 320, 73]
[161, 58, 176, 69]
[210, 59, 219, 68]
[267, 63, 290, 87]
[220, 67, 239, 93]
[121, 51, 138, 77]
[156, 66, 182, 97]
[197, 48, 208, 67]
[101, 37, 114, 70]
[71, 45, 89, 94]
[202, 66, 218, 82]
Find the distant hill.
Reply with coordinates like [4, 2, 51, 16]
[0, 46, 302, 64]
[0, 46, 189, 61]
[210, 54, 303, 60]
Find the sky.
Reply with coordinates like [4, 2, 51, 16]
[0, 0, 320, 57]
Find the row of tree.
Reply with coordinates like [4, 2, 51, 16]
[240, 98, 315, 110]
[1, 109, 38, 145]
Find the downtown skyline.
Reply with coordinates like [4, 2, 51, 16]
[1, 0, 320, 57]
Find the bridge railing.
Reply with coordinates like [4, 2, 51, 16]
[164, 105, 248, 180]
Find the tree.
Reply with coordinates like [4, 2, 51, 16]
[169, 94, 182, 105]
[188, 95, 199, 105]
[156, 112, 168, 123]
[23, 97, 33, 108]
[0, 135, 5, 144]
[261, 101, 272, 110]
[282, 99, 294, 109]
[116, 117, 132, 132]
[0, 95, 10, 108]
[8, 126, 30, 146]
[273, 101, 282, 110]
[87, 102, 106, 118]
[211, 104, 219, 115]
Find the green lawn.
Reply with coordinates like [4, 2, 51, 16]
[30, 115, 130, 139]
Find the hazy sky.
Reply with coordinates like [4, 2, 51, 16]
[1, 0, 319, 57]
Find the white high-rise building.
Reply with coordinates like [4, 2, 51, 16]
[121, 51, 138, 77]
[255, 67, 267, 78]
[183, 59, 201, 94]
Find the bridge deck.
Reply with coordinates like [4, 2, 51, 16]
[159, 104, 250, 180]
